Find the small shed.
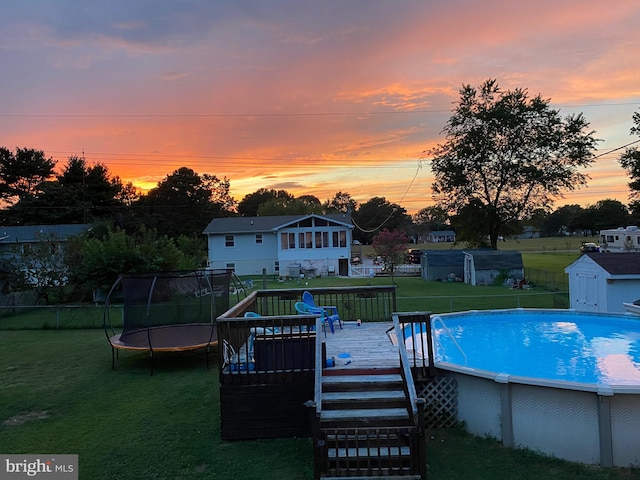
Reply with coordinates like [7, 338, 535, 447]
[426, 230, 456, 243]
[564, 252, 640, 313]
[463, 250, 524, 286]
[421, 250, 465, 281]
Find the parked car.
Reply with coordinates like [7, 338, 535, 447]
[580, 242, 600, 253]
[407, 249, 422, 264]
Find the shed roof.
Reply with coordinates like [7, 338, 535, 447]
[581, 252, 640, 276]
[424, 250, 465, 266]
[202, 213, 353, 235]
[464, 250, 523, 270]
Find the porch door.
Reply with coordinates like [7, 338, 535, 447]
[338, 258, 349, 276]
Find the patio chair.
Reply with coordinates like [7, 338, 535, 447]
[302, 291, 342, 331]
[295, 301, 338, 336]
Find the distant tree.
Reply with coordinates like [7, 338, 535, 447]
[256, 194, 322, 216]
[619, 109, 640, 197]
[3, 156, 126, 225]
[370, 229, 409, 285]
[429, 79, 600, 249]
[323, 191, 357, 214]
[0, 147, 56, 205]
[541, 204, 585, 236]
[352, 197, 411, 244]
[135, 167, 236, 237]
[448, 199, 525, 248]
[588, 199, 630, 231]
[237, 188, 293, 216]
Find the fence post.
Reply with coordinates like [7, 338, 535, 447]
[56, 306, 60, 329]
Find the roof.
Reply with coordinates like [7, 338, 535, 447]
[428, 230, 456, 237]
[202, 213, 353, 235]
[0, 224, 91, 244]
[424, 250, 465, 266]
[579, 252, 640, 276]
[464, 250, 523, 270]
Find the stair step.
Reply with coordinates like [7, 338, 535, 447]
[321, 475, 420, 480]
[322, 374, 403, 391]
[322, 390, 406, 409]
[321, 408, 410, 427]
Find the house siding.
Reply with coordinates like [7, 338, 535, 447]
[204, 214, 353, 277]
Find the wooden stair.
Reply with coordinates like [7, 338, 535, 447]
[318, 368, 422, 479]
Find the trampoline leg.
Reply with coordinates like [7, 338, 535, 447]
[149, 351, 154, 376]
[111, 347, 115, 370]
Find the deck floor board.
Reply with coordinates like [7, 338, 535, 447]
[324, 321, 399, 370]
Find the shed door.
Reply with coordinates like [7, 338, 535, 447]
[575, 272, 598, 311]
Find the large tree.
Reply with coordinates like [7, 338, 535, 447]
[135, 167, 236, 237]
[323, 191, 357, 214]
[0, 147, 56, 205]
[429, 79, 600, 249]
[352, 197, 411, 244]
[618, 109, 640, 197]
[237, 188, 294, 216]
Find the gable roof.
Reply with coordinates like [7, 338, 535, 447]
[464, 250, 523, 270]
[0, 224, 91, 244]
[424, 250, 465, 266]
[428, 230, 456, 237]
[202, 213, 353, 235]
[579, 252, 640, 276]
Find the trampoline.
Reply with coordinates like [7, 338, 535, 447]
[104, 270, 232, 374]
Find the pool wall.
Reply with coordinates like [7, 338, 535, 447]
[437, 363, 640, 467]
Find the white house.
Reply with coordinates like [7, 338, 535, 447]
[565, 252, 640, 313]
[202, 213, 354, 277]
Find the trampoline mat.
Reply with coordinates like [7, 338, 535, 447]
[110, 323, 217, 352]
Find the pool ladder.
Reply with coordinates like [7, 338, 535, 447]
[432, 316, 468, 366]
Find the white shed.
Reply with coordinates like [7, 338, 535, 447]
[564, 252, 640, 313]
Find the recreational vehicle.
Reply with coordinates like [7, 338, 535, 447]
[599, 226, 640, 252]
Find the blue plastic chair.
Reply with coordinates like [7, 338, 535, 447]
[295, 301, 336, 336]
[302, 291, 342, 331]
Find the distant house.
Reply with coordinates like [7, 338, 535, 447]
[421, 250, 465, 281]
[565, 252, 640, 313]
[426, 230, 456, 243]
[515, 226, 541, 239]
[202, 213, 354, 277]
[463, 250, 524, 286]
[0, 224, 90, 260]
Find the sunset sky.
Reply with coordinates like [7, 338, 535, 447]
[1, 1, 639, 214]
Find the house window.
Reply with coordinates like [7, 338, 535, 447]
[274, 261, 279, 273]
[332, 231, 339, 247]
[225, 263, 235, 272]
[299, 232, 312, 249]
[255, 234, 263, 245]
[315, 231, 329, 248]
[281, 232, 295, 249]
[225, 235, 234, 247]
[339, 230, 346, 247]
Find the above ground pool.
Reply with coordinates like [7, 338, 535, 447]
[432, 309, 640, 386]
[417, 309, 640, 467]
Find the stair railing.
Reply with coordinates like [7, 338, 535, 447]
[393, 312, 428, 480]
[309, 313, 325, 480]
[432, 315, 468, 366]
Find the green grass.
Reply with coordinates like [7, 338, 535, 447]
[1, 329, 638, 479]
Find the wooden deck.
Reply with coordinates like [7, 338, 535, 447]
[323, 321, 399, 370]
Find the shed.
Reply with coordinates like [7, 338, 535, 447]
[421, 250, 465, 281]
[564, 252, 640, 313]
[463, 250, 524, 286]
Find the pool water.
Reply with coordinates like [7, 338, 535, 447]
[432, 310, 640, 385]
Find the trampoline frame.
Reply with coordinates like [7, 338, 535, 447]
[104, 270, 230, 375]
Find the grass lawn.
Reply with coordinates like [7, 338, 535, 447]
[1, 329, 639, 479]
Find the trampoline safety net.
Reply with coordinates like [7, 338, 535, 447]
[109, 270, 232, 346]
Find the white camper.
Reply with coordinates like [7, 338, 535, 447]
[599, 226, 640, 252]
